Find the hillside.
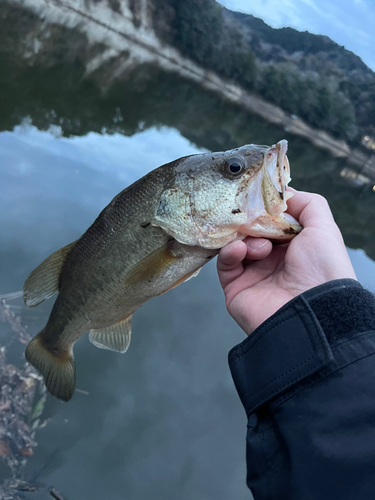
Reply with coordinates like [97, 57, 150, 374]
[225, 9, 371, 76]
[151, 0, 375, 149]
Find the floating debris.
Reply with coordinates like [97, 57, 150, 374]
[49, 487, 68, 500]
[74, 388, 89, 396]
[0, 292, 24, 301]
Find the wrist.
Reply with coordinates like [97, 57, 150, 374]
[228, 278, 370, 417]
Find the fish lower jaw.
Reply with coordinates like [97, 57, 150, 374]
[239, 212, 302, 240]
[195, 232, 244, 249]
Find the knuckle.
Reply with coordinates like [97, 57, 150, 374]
[217, 257, 231, 271]
[224, 290, 234, 310]
[311, 193, 328, 206]
[310, 193, 332, 214]
[225, 296, 231, 309]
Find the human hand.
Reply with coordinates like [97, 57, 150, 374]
[217, 190, 357, 335]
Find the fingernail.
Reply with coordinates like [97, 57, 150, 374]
[247, 239, 268, 251]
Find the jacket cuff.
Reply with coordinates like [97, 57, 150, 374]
[228, 279, 372, 416]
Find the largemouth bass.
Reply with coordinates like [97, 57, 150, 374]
[24, 140, 301, 401]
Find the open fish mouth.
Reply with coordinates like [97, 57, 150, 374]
[263, 139, 291, 216]
[241, 140, 302, 240]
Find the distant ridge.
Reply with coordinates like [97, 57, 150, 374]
[225, 9, 372, 76]
[152, 0, 375, 150]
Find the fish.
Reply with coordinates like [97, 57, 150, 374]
[23, 139, 301, 401]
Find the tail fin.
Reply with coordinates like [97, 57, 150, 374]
[25, 331, 75, 401]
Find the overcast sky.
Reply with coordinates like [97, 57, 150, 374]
[219, 0, 375, 71]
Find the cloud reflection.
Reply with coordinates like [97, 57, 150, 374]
[0, 124, 206, 255]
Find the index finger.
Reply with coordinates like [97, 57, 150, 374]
[217, 238, 272, 290]
[217, 240, 247, 289]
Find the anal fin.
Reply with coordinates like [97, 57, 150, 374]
[24, 240, 77, 308]
[89, 315, 132, 353]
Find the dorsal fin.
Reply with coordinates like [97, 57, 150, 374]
[23, 241, 77, 308]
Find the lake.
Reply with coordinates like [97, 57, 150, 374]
[1, 52, 375, 500]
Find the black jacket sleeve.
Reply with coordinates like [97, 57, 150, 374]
[228, 279, 375, 500]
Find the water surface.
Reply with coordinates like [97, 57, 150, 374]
[1, 57, 375, 500]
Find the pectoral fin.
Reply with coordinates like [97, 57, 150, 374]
[23, 241, 77, 308]
[123, 242, 180, 287]
[89, 315, 132, 353]
[184, 266, 202, 282]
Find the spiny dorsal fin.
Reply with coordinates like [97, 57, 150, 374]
[25, 331, 75, 402]
[88, 315, 132, 353]
[23, 241, 76, 308]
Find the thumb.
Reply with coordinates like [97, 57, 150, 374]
[286, 190, 336, 230]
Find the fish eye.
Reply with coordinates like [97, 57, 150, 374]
[225, 157, 245, 176]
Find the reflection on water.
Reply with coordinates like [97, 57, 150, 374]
[1, 53, 375, 258]
[1, 32, 375, 500]
[339, 167, 372, 188]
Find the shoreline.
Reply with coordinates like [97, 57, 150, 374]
[4, 0, 375, 174]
